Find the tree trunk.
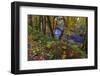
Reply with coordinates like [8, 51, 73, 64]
[42, 16, 46, 34]
[47, 16, 54, 38]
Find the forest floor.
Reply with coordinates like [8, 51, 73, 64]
[28, 31, 87, 61]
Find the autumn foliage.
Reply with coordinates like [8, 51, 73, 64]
[28, 15, 88, 61]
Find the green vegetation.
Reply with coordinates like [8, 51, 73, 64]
[28, 15, 88, 61]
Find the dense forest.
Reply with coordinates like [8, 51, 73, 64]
[28, 15, 88, 61]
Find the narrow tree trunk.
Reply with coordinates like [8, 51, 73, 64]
[42, 16, 46, 34]
[39, 16, 43, 32]
[47, 16, 54, 38]
[53, 16, 55, 30]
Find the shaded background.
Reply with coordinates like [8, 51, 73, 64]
[0, 0, 99, 76]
